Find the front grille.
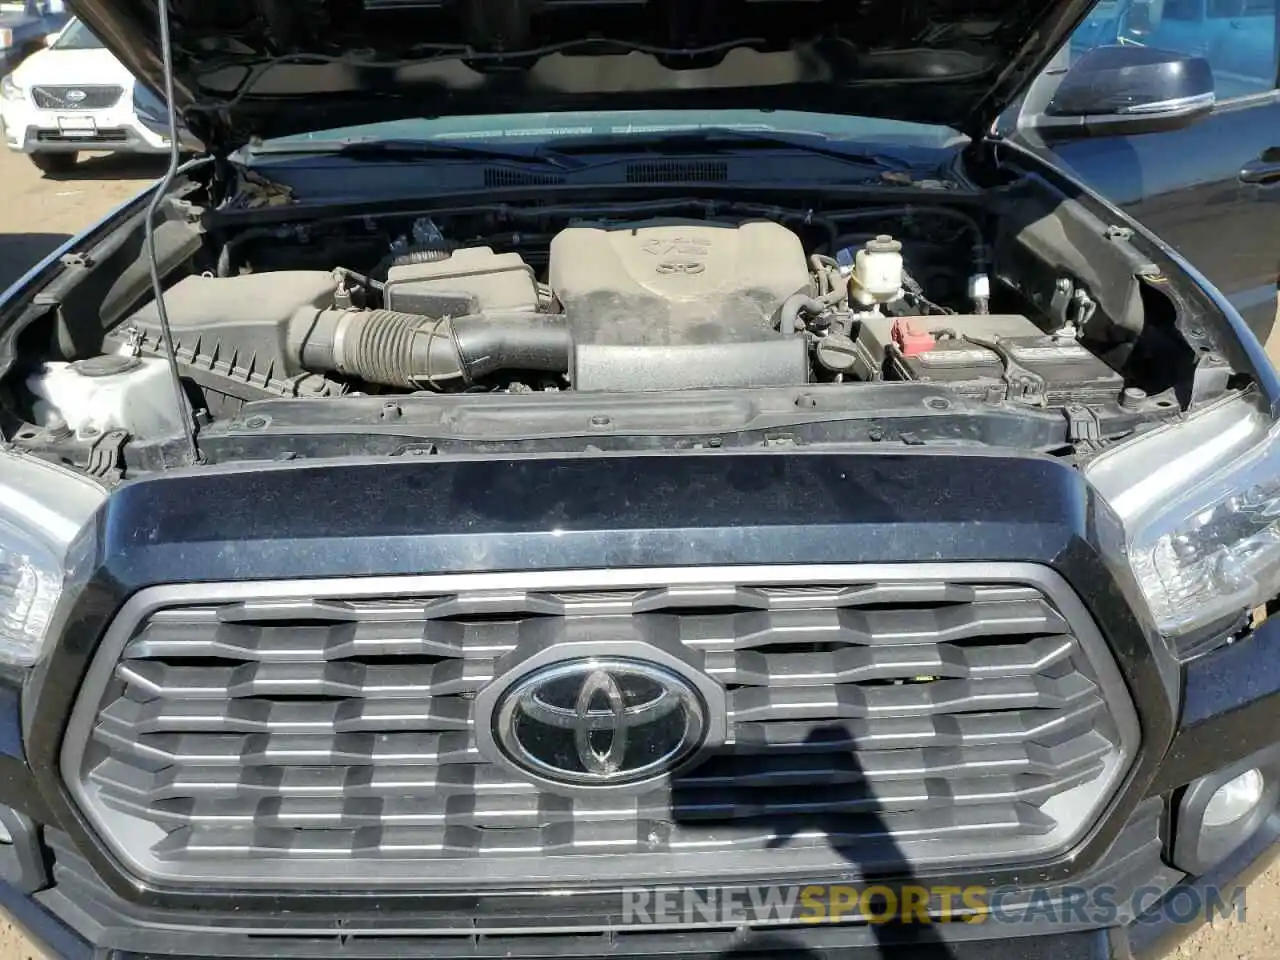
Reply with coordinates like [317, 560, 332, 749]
[31, 85, 123, 110]
[64, 565, 1136, 890]
[35, 130, 128, 144]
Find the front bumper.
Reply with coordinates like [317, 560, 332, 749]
[1, 809, 1277, 959]
[0, 451, 1276, 958]
[1, 102, 170, 154]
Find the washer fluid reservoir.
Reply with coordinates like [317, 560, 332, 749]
[27, 355, 190, 441]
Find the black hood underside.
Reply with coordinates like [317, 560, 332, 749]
[70, 0, 1096, 153]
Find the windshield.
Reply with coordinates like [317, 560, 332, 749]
[1065, 0, 1278, 99]
[52, 19, 103, 51]
[261, 109, 965, 152]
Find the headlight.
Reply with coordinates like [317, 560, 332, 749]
[0, 75, 23, 103]
[0, 450, 103, 667]
[1086, 390, 1280, 642]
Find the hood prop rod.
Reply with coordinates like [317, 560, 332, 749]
[143, 0, 204, 466]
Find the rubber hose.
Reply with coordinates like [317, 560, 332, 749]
[294, 308, 572, 389]
[780, 293, 829, 336]
[216, 226, 282, 277]
[340, 310, 427, 388]
[393, 247, 453, 266]
[373, 244, 452, 281]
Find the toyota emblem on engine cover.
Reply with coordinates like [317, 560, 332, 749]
[490, 658, 708, 789]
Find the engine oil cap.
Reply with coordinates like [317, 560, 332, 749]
[73, 355, 142, 378]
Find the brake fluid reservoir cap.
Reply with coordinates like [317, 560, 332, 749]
[73, 355, 142, 378]
[866, 235, 903, 254]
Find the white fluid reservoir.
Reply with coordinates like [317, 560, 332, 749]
[852, 234, 905, 306]
[26, 355, 190, 442]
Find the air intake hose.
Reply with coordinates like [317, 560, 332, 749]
[290, 308, 572, 389]
[372, 244, 453, 281]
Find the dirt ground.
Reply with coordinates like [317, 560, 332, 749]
[1, 144, 1279, 958]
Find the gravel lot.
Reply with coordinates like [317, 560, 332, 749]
[0, 144, 1278, 959]
[0, 150, 159, 292]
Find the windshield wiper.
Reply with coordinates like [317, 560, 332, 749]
[545, 127, 920, 171]
[244, 137, 585, 170]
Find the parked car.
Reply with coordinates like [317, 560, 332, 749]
[2, 1, 1280, 959]
[1011, 0, 1280, 345]
[0, 16, 173, 173]
[129, 81, 201, 155]
[0, 0, 67, 73]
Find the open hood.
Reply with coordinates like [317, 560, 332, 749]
[69, 0, 1097, 154]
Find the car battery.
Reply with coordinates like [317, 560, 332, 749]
[850, 312, 1124, 403]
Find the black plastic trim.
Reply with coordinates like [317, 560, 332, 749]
[0, 806, 48, 894]
[1171, 744, 1280, 875]
[1149, 616, 1280, 796]
[1127, 811, 1280, 959]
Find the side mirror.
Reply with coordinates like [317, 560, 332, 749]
[42, 32, 57, 47]
[1029, 44, 1214, 139]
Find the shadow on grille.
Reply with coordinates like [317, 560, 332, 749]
[70, 573, 1130, 888]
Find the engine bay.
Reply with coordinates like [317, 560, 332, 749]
[0, 185, 1240, 473]
[34, 213, 1115, 415]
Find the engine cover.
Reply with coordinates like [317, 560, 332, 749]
[548, 220, 810, 345]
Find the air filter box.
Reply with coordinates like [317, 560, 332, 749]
[384, 247, 539, 317]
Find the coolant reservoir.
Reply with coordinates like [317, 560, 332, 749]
[851, 234, 904, 306]
[26, 355, 190, 441]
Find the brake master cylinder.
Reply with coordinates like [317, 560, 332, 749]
[850, 235, 905, 306]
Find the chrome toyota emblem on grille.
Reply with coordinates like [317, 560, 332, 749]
[474, 638, 727, 794]
[65, 89, 87, 102]
[500, 660, 704, 783]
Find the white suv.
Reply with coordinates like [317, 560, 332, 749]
[0, 17, 170, 174]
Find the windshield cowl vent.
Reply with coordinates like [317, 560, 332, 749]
[626, 160, 729, 184]
[483, 167, 567, 187]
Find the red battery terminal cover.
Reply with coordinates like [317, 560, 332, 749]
[890, 317, 935, 357]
